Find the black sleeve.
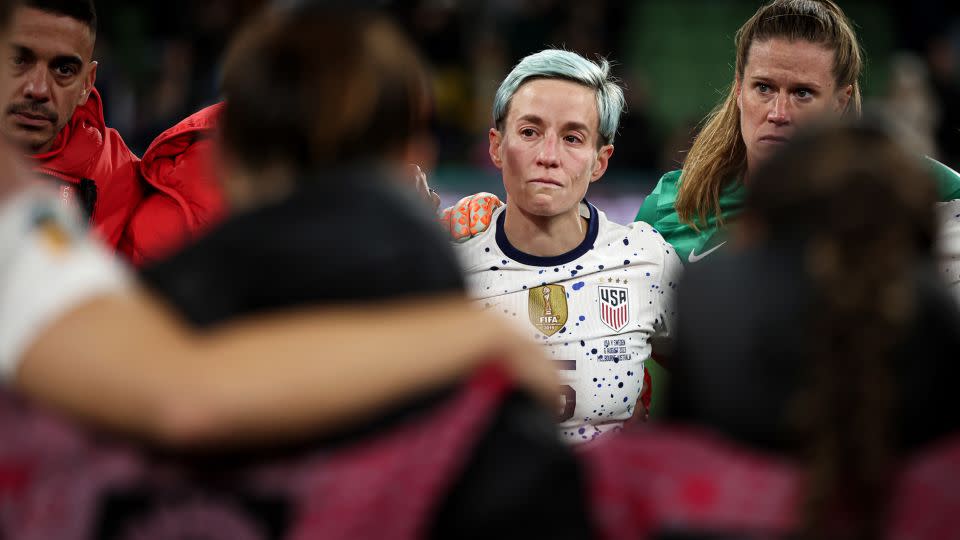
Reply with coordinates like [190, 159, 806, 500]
[429, 392, 591, 540]
[138, 220, 252, 327]
[140, 179, 465, 328]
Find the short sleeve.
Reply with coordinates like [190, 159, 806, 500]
[0, 189, 131, 379]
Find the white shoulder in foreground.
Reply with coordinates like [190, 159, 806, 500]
[0, 188, 131, 379]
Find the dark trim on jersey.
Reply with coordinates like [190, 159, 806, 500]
[495, 200, 599, 267]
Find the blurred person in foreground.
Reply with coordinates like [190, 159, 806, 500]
[0, 0, 555, 450]
[137, 4, 461, 325]
[577, 122, 960, 539]
[2, 4, 586, 537]
[452, 49, 681, 444]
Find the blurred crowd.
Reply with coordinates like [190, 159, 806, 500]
[90, 0, 960, 192]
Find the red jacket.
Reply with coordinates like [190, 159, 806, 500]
[30, 87, 143, 250]
[119, 103, 227, 266]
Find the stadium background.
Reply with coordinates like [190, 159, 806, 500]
[91, 0, 960, 223]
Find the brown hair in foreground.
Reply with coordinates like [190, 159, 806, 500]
[219, 3, 431, 175]
[748, 122, 936, 540]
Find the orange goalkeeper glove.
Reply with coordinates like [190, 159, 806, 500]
[439, 192, 503, 243]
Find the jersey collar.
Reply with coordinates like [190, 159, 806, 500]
[495, 200, 599, 267]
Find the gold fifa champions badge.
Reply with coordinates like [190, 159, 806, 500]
[31, 207, 74, 255]
[39, 221, 71, 253]
[528, 284, 568, 336]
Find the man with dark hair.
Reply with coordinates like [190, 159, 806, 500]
[3, 0, 139, 247]
[6, 0, 97, 156]
[3, 0, 223, 263]
[25, 0, 93, 29]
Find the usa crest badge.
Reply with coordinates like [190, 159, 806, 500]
[598, 285, 629, 332]
[528, 284, 568, 336]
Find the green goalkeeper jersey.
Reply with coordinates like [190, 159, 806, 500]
[635, 157, 960, 265]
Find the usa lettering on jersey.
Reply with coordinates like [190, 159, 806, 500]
[598, 285, 629, 332]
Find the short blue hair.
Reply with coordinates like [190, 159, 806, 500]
[492, 49, 625, 146]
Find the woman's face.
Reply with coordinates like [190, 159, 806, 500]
[737, 38, 853, 178]
[489, 78, 612, 218]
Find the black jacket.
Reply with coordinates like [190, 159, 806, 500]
[141, 168, 464, 326]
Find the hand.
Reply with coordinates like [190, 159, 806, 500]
[439, 192, 503, 242]
[408, 164, 441, 212]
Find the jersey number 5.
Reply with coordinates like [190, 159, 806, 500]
[556, 360, 576, 422]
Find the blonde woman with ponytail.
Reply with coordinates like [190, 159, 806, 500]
[636, 0, 960, 266]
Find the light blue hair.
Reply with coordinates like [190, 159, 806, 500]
[492, 49, 625, 146]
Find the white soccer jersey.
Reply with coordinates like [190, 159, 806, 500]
[454, 202, 682, 444]
[938, 199, 960, 307]
[0, 187, 130, 378]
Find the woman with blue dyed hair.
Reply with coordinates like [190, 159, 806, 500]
[452, 48, 682, 443]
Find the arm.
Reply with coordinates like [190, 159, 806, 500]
[642, 244, 683, 418]
[3, 188, 553, 447]
[16, 290, 555, 448]
[439, 192, 503, 242]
